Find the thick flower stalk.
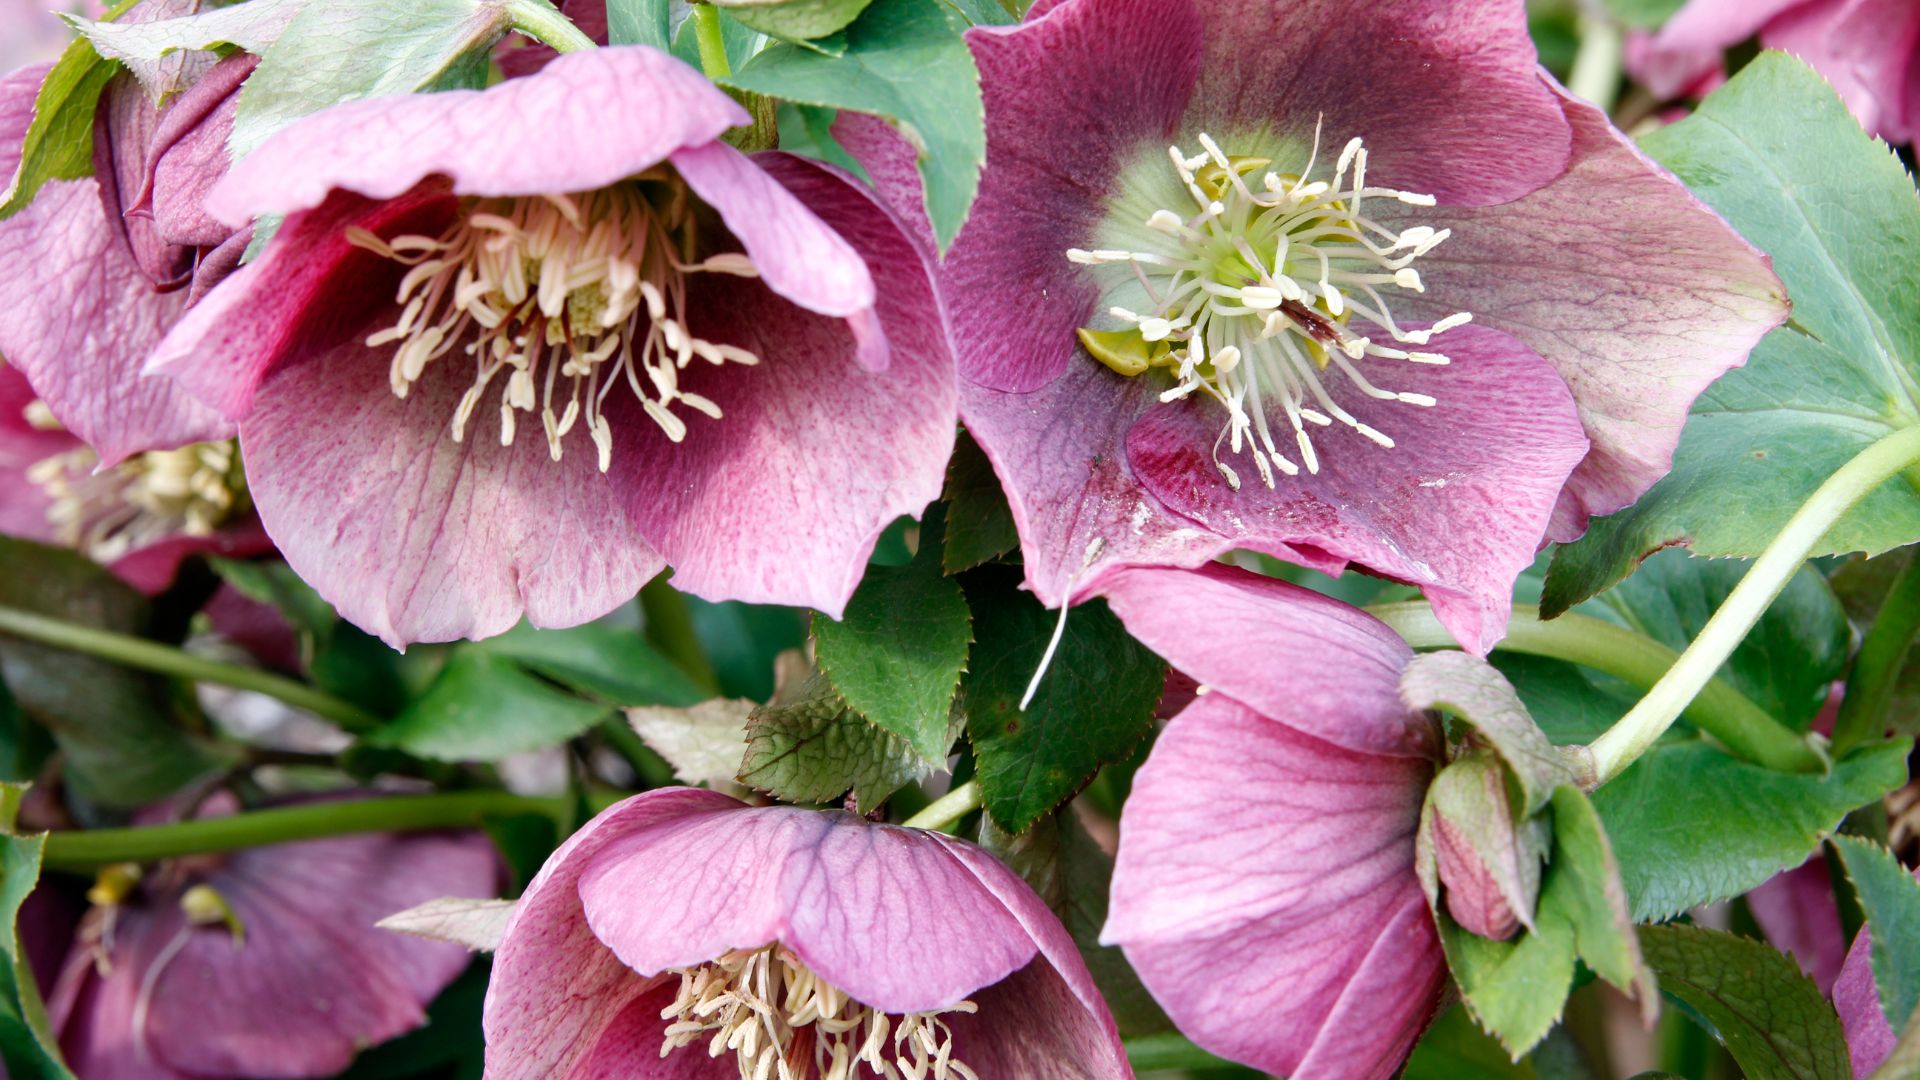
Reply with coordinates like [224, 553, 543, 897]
[150, 46, 957, 647]
[483, 788, 1131, 1078]
[842, 0, 1785, 653]
[46, 793, 501, 1079]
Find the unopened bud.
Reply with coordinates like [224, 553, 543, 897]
[1420, 754, 1547, 941]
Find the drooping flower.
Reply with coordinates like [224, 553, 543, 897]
[1630, 0, 1920, 142]
[0, 362, 265, 592]
[0, 6, 252, 466]
[1095, 562, 1447, 1079]
[149, 46, 956, 647]
[47, 793, 501, 1079]
[1746, 857, 1848, 995]
[484, 787, 1131, 1079]
[841, 0, 1785, 653]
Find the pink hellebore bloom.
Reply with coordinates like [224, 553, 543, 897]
[846, 0, 1786, 653]
[48, 795, 501, 1080]
[1097, 563, 1445, 1080]
[150, 46, 956, 649]
[0, 2, 81, 71]
[1745, 857, 1848, 995]
[484, 787, 1131, 1079]
[0, 9, 252, 467]
[1633, 0, 1920, 142]
[1833, 859, 1920, 1078]
[0, 362, 268, 593]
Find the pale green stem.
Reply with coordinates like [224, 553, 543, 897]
[1568, 6, 1625, 112]
[901, 781, 980, 832]
[0, 605, 381, 733]
[506, 0, 598, 52]
[1587, 426, 1920, 785]
[691, 3, 731, 78]
[1369, 602, 1820, 775]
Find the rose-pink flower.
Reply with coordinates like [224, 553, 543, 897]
[843, 0, 1785, 654]
[1632, 0, 1920, 142]
[1095, 562, 1445, 1079]
[0, 4, 252, 468]
[483, 787, 1131, 1078]
[47, 794, 501, 1079]
[149, 46, 957, 648]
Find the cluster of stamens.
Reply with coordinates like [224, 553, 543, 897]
[1068, 125, 1471, 490]
[23, 401, 247, 561]
[659, 943, 979, 1080]
[348, 170, 760, 473]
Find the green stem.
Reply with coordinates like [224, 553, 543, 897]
[1369, 602, 1819, 775]
[506, 0, 598, 53]
[0, 605, 381, 734]
[901, 781, 980, 833]
[1833, 553, 1920, 755]
[40, 791, 567, 870]
[691, 3, 732, 78]
[1586, 425, 1920, 785]
[639, 576, 721, 696]
[1568, 7, 1625, 113]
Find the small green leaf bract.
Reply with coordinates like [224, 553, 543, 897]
[716, 0, 872, 43]
[1830, 835, 1920, 1032]
[1639, 923, 1852, 1080]
[722, 0, 984, 251]
[0, 25, 123, 220]
[0, 785, 73, 1080]
[740, 671, 957, 809]
[959, 565, 1164, 834]
[367, 650, 609, 762]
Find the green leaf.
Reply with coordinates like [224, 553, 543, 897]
[942, 430, 1019, 574]
[0, 538, 228, 808]
[0, 786, 72, 1080]
[1830, 551, 1920, 737]
[960, 565, 1164, 833]
[231, 0, 513, 160]
[1639, 924, 1851, 1080]
[716, 0, 872, 42]
[1438, 906, 1577, 1057]
[207, 557, 415, 716]
[1490, 652, 1639, 746]
[68, 0, 303, 66]
[1405, 1006, 1541, 1080]
[367, 650, 609, 761]
[606, 0, 672, 48]
[1547, 786, 1656, 1010]
[1585, 550, 1851, 732]
[471, 621, 708, 707]
[935, 0, 1015, 26]
[1400, 651, 1572, 814]
[775, 103, 870, 180]
[1829, 836, 1920, 1031]
[739, 671, 957, 809]
[0, 28, 121, 220]
[1545, 52, 1920, 611]
[1594, 739, 1911, 922]
[722, 0, 983, 251]
[813, 514, 972, 761]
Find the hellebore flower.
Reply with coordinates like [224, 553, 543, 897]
[150, 46, 956, 648]
[0, 10, 252, 466]
[484, 787, 1130, 1078]
[1096, 562, 1447, 1079]
[0, 362, 266, 593]
[1746, 857, 1848, 994]
[842, 0, 1785, 653]
[48, 794, 501, 1079]
[1631, 0, 1920, 142]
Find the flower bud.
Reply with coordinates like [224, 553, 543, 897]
[1421, 752, 1549, 941]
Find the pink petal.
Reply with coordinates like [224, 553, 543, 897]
[1747, 857, 1847, 995]
[577, 806, 1036, 1014]
[237, 327, 664, 647]
[566, 984, 734, 1079]
[1763, 0, 1920, 143]
[486, 789, 739, 1080]
[1095, 563, 1435, 759]
[206, 46, 749, 224]
[1186, 0, 1571, 207]
[1640, 0, 1802, 97]
[141, 51, 254, 248]
[106, 516, 274, 597]
[0, 361, 76, 544]
[943, 960, 1134, 1078]
[0, 65, 231, 464]
[1394, 81, 1788, 540]
[1104, 693, 1441, 1077]
[1123, 323, 1588, 655]
[668, 142, 876, 326]
[51, 905, 193, 1080]
[615, 155, 954, 618]
[1835, 925, 1900, 1078]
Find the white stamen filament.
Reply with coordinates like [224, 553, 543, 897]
[1071, 123, 1470, 487]
[349, 172, 761, 473]
[660, 943, 979, 1080]
[25, 415, 247, 563]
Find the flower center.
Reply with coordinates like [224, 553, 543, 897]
[1068, 126, 1471, 490]
[348, 170, 761, 473]
[24, 401, 248, 562]
[659, 942, 979, 1080]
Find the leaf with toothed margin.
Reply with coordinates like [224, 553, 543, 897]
[0, 784, 73, 1080]
[1830, 836, 1920, 1032]
[739, 670, 960, 810]
[1544, 53, 1920, 614]
[0, 0, 139, 221]
[1640, 924, 1851, 1080]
